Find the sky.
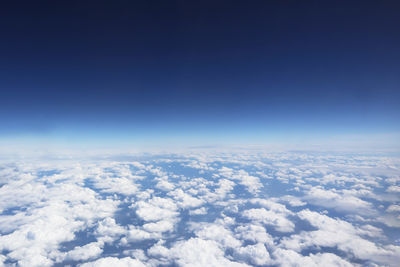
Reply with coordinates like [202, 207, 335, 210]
[0, 1, 399, 149]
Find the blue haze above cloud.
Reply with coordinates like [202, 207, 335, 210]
[0, 1, 399, 148]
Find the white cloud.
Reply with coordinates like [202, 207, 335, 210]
[168, 189, 204, 209]
[280, 209, 400, 266]
[189, 207, 208, 215]
[148, 238, 250, 267]
[215, 179, 236, 199]
[79, 256, 146, 267]
[94, 218, 125, 243]
[387, 185, 400, 193]
[250, 198, 294, 214]
[155, 179, 175, 191]
[192, 222, 242, 248]
[90, 176, 139, 195]
[387, 205, 400, 212]
[1, 151, 399, 266]
[133, 197, 179, 222]
[66, 241, 103, 261]
[124, 227, 161, 242]
[272, 248, 353, 267]
[0, 255, 6, 267]
[278, 195, 306, 207]
[218, 167, 263, 195]
[234, 224, 274, 246]
[0, 175, 119, 267]
[243, 208, 295, 232]
[233, 243, 271, 266]
[303, 186, 374, 214]
[143, 220, 175, 233]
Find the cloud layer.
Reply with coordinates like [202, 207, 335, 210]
[0, 151, 399, 266]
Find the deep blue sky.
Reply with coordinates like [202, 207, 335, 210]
[1, 1, 399, 147]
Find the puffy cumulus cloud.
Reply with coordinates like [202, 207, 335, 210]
[196, 178, 236, 203]
[218, 167, 263, 195]
[191, 222, 242, 248]
[239, 198, 296, 233]
[148, 238, 250, 267]
[278, 195, 306, 207]
[146, 240, 170, 260]
[123, 227, 161, 242]
[167, 188, 204, 209]
[154, 178, 175, 191]
[243, 208, 295, 232]
[85, 162, 145, 189]
[303, 186, 375, 214]
[79, 256, 146, 267]
[94, 218, 125, 243]
[250, 198, 294, 215]
[1, 151, 400, 266]
[280, 209, 400, 266]
[387, 185, 400, 193]
[133, 197, 179, 222]
[376, 214, 400, 228]
[142, 220, 175, 233]
[0, 177, 119, 266]
[90, 176, 139, 195]
[316, 173, 380, 188]
[387, 204, 400, 212]
[215, 178, 236, 197]
[149, 167, 167, 177]
[183, 159, 216, 171]
[125, 197, 181, 243]
[272, 248, 353, 267]
[189, 206, 208, 215]
[66, 241, 104, 261]
[233, 243, 271, 266]
[234, 224, 274, 246]
[122, 249, 148, 262]
[185, 218, 276, 266]
[0, 255, 6, 267]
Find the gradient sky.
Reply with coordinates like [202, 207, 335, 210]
[1, 1, 399, 148]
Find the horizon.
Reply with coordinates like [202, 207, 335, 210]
[1, 1, 400, 267]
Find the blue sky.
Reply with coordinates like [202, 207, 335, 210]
[0, 1, 399, 149]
